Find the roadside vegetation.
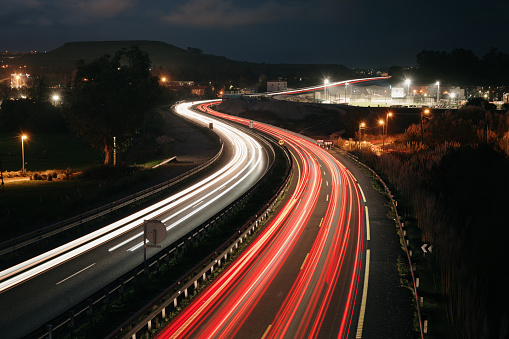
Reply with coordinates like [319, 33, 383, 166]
[337, 103, 509, 338]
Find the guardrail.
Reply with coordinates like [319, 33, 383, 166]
[333, 147, 424, 339]
[23, 131, 291, 339]
[106, 141, 292, 339]
[0, 138, 223, 257]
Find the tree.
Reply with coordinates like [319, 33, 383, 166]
[465, 97, 496, 110]
[65, 46, 160, 165]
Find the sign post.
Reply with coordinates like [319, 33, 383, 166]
[144, 220, 167, 273]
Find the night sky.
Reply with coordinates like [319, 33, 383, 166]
[2, 0, 508, 68]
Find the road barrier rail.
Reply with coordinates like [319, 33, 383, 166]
[24, 131, 291, 339]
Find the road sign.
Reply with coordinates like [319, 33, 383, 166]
[421, 243, 433, 253]
[279, 139, 284, 145]
[145, 220, 166, 245]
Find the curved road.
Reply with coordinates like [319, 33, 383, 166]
[155, 102, 366, 338]
[0, 103, 270, 338]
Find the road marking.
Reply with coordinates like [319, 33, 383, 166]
[365, 206, 371, 241]
[57, 263, 96, 285]
[326, 194, 329, 202]
[356, 249, 370, 338]
[301, 253, 309, 270]
[358, 183, 366, 203]
[326, 181, 329, 186]
[261, 325, 272, 339]
[319, 217, 323, 227]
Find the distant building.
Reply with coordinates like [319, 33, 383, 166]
[391, 87, 405, 98]
[267, 80, 287, 92]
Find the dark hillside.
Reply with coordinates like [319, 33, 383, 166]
[13, 40, 354, 85]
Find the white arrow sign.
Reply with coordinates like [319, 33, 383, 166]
[421, 244, 433, 253]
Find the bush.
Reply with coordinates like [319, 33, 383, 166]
[32, 173, 39, 180]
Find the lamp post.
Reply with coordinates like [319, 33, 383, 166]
[385, 112, 392, 150]
[52, 94, 60, 106]
[324, 79, 329, 103]
[405, 79, 411, 102]
[359, 122, 366, 145]
[420, 109, 429, 144]
[436, 81, 440, 106]
[379, 120, 385, 151]
[21, 135, 27, 174]
[345, 82, 349, 104]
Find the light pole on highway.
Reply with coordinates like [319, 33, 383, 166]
[324, 79, 329, 103]
[385, 112, 392, 150]
[379, 119, 385, 151]
[420, 109, 430, 144]
[359, 122, 366, 145]
[21, 134, 27, 174]
[405, 79, 411, 100]
[345, 82, 348, 104]
[436, 81, 440, 105]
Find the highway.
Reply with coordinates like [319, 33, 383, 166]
[0, 102, 270, 338]
[154, 102, 366, 338]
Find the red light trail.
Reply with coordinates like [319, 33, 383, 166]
[155, 101, 365, 339]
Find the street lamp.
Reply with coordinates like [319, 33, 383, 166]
[359, 122, 366, 144]
[405, 79, 411, 97]
[385, 112, 393, 150]
[379, 120, 385, 151]
[436, 81, 440, 106]
[52, 94, 60, 106]
[345, 82, 348, 104]
[324, 79, 329, 103]
[420, 109, 430, 144]
[21, 134, 27, 174]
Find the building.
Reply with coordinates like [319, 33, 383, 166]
[267, 80, 287, 92]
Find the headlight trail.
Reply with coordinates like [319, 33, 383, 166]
[155, 102, 366, 338]
[0, 101, 267, 295]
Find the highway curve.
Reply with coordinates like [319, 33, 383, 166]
[0, 102, 270, 338]
[154, 101, 366, 338]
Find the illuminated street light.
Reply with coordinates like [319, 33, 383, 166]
[385, 112, 393, 150]
[405, 79, 411, 98]
[324, 79, 329, 103]
[52, 94, 60, 106]
[379, 120, 385, 151]
[420, 109, 430, 144]
[359, 122, 366, 144]
[436, 81, 440, 105]
[345, 82, 349, 104]
[21, 134, 27, 174]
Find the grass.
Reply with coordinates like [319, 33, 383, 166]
[0, 133, 103, 172]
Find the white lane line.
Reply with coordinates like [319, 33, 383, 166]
[356, 249, 370, 338]
[358, 183, 366, 203]
[56, 263, 95, 285]
[326, 194, 329, 202]
[365, 206, 371, 241]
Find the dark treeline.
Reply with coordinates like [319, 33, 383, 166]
[390, 48, 509, 86]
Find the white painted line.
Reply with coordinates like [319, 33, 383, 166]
[356, 249, 370, 338]
[319, 217, 324, 227]
[326, 181, 329, 186]
[326, 194, 329, 202]
[56, 263, 95, 285]
[365, 206, 371, 241]
[358, 183, 366, 203]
